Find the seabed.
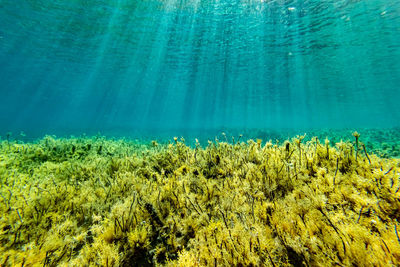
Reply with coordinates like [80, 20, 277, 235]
[0, 131, 399, 266]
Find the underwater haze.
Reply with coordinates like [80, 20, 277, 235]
[0, 0, 400, 138]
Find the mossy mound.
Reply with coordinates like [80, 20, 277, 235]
[0, 134, 399, 266]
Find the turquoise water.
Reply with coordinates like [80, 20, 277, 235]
[0, 0, 399, 139]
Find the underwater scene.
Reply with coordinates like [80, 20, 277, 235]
[0, 0, 400, 266]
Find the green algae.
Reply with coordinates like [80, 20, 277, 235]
[0, 134, 399, 266]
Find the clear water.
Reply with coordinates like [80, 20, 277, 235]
[0, 0, 399, 139]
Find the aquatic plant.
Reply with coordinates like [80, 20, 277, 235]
[0, 133, 399, 266]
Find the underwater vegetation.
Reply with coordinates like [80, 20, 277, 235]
[0, 133, 399, 266]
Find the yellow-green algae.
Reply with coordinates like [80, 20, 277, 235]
[0, 134, 399, 266]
